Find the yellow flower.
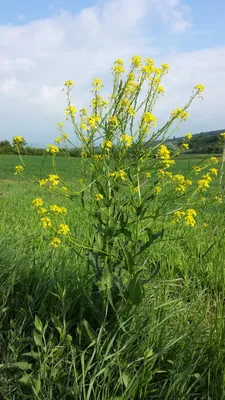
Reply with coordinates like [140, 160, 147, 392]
[146, 172, 151, 178]
[193, 166, 201, 174]
[173, 210, 185, 224]
[161, 63, 169, 73]
[109, 170, 127, 181]
[131, 55, 142, 68]
[157, 86, 165, 95]
[41, 217, 52, 228]
[215, 196, 222, 204]
[91, 95, 108, 109]
[87, 114, 100, 128]
[120, 134, 133, 147]
[51, 237, 61, 248]
[210, 168, 218, 176]
[203, 223, 208, 228]
[32, 198, 44, 208]
[57, 122, 64, 128]
[198, 173, 212, 191]
[194, 84, 204, 92]
[95, 193, 103, 201]
[130, 185, 139, 193]
[46, 144, 59, 155]
[13, 135, 24, 144]
[172, 174, 192, 192]
[14, 165, 24, 175]
[171, 108, 189, 121]
[142, 112, 157, 129]
[54, 136, 62, 144]
[57, 224, 70, 235]
[80, 108, 88, 116]
[48, 174, 60, 187]
[92, 78, 103, 90]
[62, 133, 69, 140]
[157, 145, 170, 160]
[62, 186, 69, 192]
[154, 186, 162, 195]
[50, 205, 67, 214]
[101, 140, 113, 151]
[112, 59, 125, 74]
[38, 207, 47, 215]
[108, 115, 119, 127]
[64, 80, 74, 87]
[65, 105, 77, 118]
[93, 154, 102, 160]
[210, 157, 219, 164]
[39, 179, 48, 187]
[180, 143, 189, 150]
[185, 133, 192, 140]
[185, 209, 197, 227]
[220, 132, 225, 139]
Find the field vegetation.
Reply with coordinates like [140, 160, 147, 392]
[1, 56, 225, 399]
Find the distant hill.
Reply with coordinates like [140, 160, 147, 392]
[166, 129, 225, 154]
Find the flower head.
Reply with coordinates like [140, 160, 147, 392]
[131, 55, 142, 68]
[54, 137, 62, 144]
[32, 198, 44, 208]
[101, 139, 113, 151]
[194, 84, 204, 93]
[171, 108, 189, 121]
[220, 132, 225, 139]
[51, 237, 61, 248]
[92, 78, 103, 90]
[95, 193, 103, 201]
[210, 157, 219, 164]
[64, 80, 74, 87]
[15, 165, 24, 175]
[46, 145, 59, 155]
[120, 134, 133, 147]
[57, 224, 70, 235]
[65, 105, 77, 118]
[13, 136, 24, 145]
[185, 133, 192, 141]
[41, 217, 52, 228]
[112, 59, 125, 75]
[108, 115, 119, 127]
[185, 209, 197, 227]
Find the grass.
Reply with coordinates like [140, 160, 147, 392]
[1, 154, 225, 399]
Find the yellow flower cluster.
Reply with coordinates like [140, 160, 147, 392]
[157, 86, 165, 95]
[210, 157, 219, 164]
[92, 95, 108, 109]
[32, 198, 44, 208]
[185, 209, 197, 226]
[38, 207, 47, 215]
[54, 137, 62, 144]
[109, 169, 127, 181]
[172, 174, 192, 192]
[62, 133, 69, 140]
[92, 78, 103, 91]
[180, 143, 189, 150]
[50, 205, 67, 214]
[65, 105, 77, 118]
[173, 209, 197, 226]
[193, 166, 202, 174]
[39, 174, 60, 188]
[142, 112, 157, 132]
[120, 134, 133, 147]
[220, 132, 225, 139]
[15, 165, 24, 175]
[13, 136, 24, 144]
[58, 224, 70, 235]
[154, 186, 162, 195]
[185, 133, 192, 140]
[112, 59, 125, 75]
[64, 80, 74, 87]
[51, 237, 61, 248]
[171, 108, 189, 121]
[95, 193, 103, 201]
[46, 144, 59, 155]
[157, 145, 170, 160]
[101, 139, 113, 151]
[108, 115, 119, 127]
[41, 217, 52, 228]
[131, 55, 142, 68]
[87, 114, 101, 129]
[194, 84, 204, 93]
[141, 58, 155, 76]
[198, 173, 212, 191]
[210, 168, 218, 176]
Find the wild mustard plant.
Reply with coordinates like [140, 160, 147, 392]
[14, 56, 222, 314]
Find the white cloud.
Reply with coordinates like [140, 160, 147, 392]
[0, 0, 224, 146]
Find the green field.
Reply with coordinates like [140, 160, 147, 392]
[1, 154, 225, 399]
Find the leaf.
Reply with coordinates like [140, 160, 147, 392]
[34, 315, 43, 333]
[33, 331, 43, 348]
[19, 374, 31, 386]
[9, 362, 32, 370]
[138, 229, 164, 255]
[82, 319, 97, 344]
[128, 271, 143, 305]
[121, 373, 129, 388]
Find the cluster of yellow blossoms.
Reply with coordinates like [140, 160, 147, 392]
[171, 108, 189, 121]
[32, 198, 70, 248]
[156, 145, 175, 168]
[12, 136, 24, 145]
[14, 165, 24, 175]
[109, 169, 127, 181]
[46, 145, 59, 155]
[172, 174, 192, 192]
[173, 209, 197, 226]
[120, 134, 133, 147]
[39, 174, 60, 189]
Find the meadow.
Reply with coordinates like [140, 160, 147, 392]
[1, 153, 225, 399]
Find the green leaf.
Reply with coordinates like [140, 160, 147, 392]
[9, 362, 32, 370]
[121, 372, 129, 388]
[19, 374, 31, 386]
[34, 315, 43, 333]
[128, 271, 143, 305]
[33, 331, 43, 347]
[82, 319, 97, 344]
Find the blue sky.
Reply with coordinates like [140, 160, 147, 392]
[0, 0, 225, 146]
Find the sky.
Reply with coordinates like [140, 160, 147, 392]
[0, 0, 225, 146]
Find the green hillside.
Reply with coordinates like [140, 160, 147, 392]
[167, 129, 225, 154]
